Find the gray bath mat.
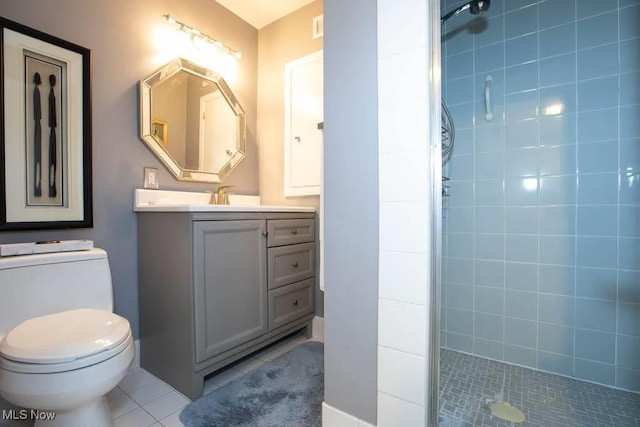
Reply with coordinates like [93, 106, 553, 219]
[180, 341, 323, 427]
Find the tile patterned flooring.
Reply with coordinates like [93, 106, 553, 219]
[439, 349, 640, 427]
[1, 330, 313, 427]
[6, 337, 638, 426]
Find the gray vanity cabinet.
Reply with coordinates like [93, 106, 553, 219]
[193, 220, 268, 363]
[137, 211, 315, 400]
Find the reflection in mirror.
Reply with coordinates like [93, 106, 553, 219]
[139, 58, 246, 183]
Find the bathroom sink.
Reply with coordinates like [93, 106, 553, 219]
[133, 189, 315, 213]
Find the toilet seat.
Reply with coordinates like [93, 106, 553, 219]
[0, 331, 132, 374]
[0, 308, 131, 373]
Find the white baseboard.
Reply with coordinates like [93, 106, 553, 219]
[312, 316, 324, 340]
[132, 338, 141, 369]
[322, 402, 375, 427]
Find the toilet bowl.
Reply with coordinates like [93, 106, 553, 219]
[0, 248, 134, 427]
[0, 309, 134, 427]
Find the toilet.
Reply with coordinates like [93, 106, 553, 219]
[0, 248, 134, 427]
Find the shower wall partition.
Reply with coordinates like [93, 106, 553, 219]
[441, 0, 640, 392]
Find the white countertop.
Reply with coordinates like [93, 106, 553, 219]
[133, 189, 315, 213]
[134, 204, 315, 213]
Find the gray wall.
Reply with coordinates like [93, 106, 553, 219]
[0, 0, 259, 338]
[324, 0, 378, 423]
[256, 0, 324, 316]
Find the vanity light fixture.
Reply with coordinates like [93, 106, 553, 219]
[162, 14, 242, 59]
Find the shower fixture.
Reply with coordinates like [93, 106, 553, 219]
[440, 0, 491, 198]
[441, 100, 455, 161]
[440, 0, 491, 163]
[441, 0, 491, 23]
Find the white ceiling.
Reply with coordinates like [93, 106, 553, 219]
[215, 0, 316, 29]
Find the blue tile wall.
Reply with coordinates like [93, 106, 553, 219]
[539, 54, 576, 88]
[538, 323, 574, 355]
[442, 0, 640, 392]
[575, 329, 616, 363]
[539, 264, 575, 295]
[475, 286, 505, 315]
[504, 344, 537, 368]
[505, 290, 537, 320]
[541, 23, 576, 58]
[538, 0, 575, 29]
[475, 338, 504, 359]
[475, 259, 505, 287]
[575, 359, 615, 386]
[505, 317, 537, 348]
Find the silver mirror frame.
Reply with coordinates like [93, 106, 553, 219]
[139, 58, 246, 183]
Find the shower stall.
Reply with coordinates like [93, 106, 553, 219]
[439, 0, 640, 424]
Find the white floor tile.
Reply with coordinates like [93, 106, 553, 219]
[125, 378, 173, 406]
[113, 407, 156, 427]
[143, 391, 190, 420]
[203, 380, 220, 396]
[108, 394, 139, 419]
[126, 363, 139, 376]
[118, 369, 158, 394]
[208, 367, 244, 387]
[107, 386, 126, 402]
[158, 409, 186, 427]
[275, 336, 307, 354]
[254, 346, 284, 362]
[232, 355, 265, 374]
[99, 334, 325, 425]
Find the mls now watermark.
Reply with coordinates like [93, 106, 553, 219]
[2, 409, 56, 421]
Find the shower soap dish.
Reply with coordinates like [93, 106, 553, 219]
[0, 239, 94, 257]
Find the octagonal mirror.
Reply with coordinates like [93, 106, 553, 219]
[139, 58, 246, 183]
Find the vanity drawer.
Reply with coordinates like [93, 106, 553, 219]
[268, 278, 314, 330]
[267, 219, 315, 247]
[268, 242, 315, 290]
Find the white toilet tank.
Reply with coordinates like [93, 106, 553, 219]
[0, 249, 114, 336]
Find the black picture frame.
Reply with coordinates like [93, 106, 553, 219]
[0, 16, 92, 231]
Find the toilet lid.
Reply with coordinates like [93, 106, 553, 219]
[0, 308, 130, 364]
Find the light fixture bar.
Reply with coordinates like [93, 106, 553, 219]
[162, 14, 243, 59]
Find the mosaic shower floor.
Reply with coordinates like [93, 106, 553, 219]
[439, 349, 640, 427]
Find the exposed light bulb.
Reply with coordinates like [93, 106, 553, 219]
[161, 13, 243, 66]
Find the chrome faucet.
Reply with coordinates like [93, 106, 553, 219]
[215, 185, 233, 205]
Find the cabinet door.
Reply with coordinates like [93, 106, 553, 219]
[284, 50, 323, 196]
[193, 220, 267, 363]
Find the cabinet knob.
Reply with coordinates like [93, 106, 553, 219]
[262, 231, 268, 237]
[290, 229, 298, 235]
[292, 261, 299, 268]
[292, 299, 299, 306]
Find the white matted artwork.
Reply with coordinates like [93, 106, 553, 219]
[1, 18, 92, 230]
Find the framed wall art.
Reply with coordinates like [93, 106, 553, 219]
[0, 17, 92, 231]
[151, 119, 168, 146]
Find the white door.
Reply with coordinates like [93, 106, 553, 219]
[284, 50, 323, 196]
[200, 90, 237, 172]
